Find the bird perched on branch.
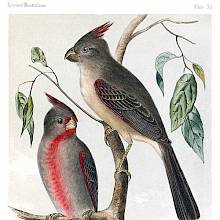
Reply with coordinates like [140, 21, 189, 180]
[38, 93, 98, 219]
[65, 22, 200, 220]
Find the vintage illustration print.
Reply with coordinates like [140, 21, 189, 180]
[9, 15, 211, 220]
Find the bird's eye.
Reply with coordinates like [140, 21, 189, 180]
[83, 47, 90, 53]
[57, 118, 63, 124]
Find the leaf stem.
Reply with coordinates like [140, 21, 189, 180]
[175, 36, 194, 74]
[183, 56, 194, 64]
[47, 66, 60, 86]
[28, 65, 103, 124]
[18, 81, 34, 91]
[160, 23, 194, 74]
[29, 73, 42, 96]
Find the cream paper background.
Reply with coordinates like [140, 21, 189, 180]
[8, 14, 211, 220]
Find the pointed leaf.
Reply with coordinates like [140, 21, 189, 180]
[31, 47, 47, 67]
[170, 74, 197, 131]
[27, 118, 34, 146]
[15, 92, 27, 119]
[155, 52, 177, 95]
[21, 95, 34, 135]
[181, 107, 204, 162]
[193, 63, 206, 88]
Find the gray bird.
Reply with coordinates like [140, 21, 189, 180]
[65, 22, 200, 220]
[38, 93, 98, 219]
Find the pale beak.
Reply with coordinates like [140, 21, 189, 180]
[65, 117, 77, 130]
[64, 48, 79, 62]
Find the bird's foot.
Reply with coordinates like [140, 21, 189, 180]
[104, 124, 115, 147]
[115, 167, 131, 181]
[45, 213, 64, 220]
[82, 210, 94, 220]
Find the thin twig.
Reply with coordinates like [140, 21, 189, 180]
[29, 73, 43, 95]
[47, 66, 60, 86]
[131, 18, 198, 40]
[184, 56, 194, 64]
[18, 80, 34, 91]
[175, 36, 194, 74]
[28, 65, 102, 123]
[161, 23, 195, 44]
[10, 206, 80, 220]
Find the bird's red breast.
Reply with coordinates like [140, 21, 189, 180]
[46, 129, 76, 218]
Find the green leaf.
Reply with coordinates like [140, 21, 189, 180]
[193, 63, 206, 88]
[21, 95, 34, 135]
[15, 92, 27, 119]
[170, 74, 197, 131]
[156, 72, 164, 96]
[181, 107, 204, 162]
[31, 47, 47, 67]
[27, 118, 34, 146]
[155, 52, 177, 95]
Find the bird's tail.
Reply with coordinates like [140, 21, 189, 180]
[161, 144, 200, 220]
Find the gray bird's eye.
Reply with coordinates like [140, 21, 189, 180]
[82, 47, 90, 53]
[57, 118, 63, 124]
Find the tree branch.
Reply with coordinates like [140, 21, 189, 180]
[11, 14, 199, 220]
[115, 15, 147, 63]
[115, 15, 198, 63]
[28, 65, 102, 124]
[131, 18, 198, 40]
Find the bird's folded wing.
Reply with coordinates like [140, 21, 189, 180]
[94, 79, 170, 144]
[79, 151, 98, 211]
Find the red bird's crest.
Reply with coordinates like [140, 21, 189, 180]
[91, 21, 113, 38]
[45, 93, 78, 122]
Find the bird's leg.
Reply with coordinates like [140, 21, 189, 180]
[115, 142, 133, 180]
[104, 124, 115, 147]
[82, 210, 94, 220]
[45, 213, 64, 220]
[103, 122, 131, 179]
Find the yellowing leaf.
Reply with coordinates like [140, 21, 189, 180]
[193, 63, 205, 88]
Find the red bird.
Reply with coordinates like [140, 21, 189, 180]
[38, 93, 98, 218]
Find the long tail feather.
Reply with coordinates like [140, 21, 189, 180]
[162, 145, 200, 220]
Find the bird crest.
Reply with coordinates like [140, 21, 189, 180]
[91, 21, 113, 38]
[45, 93, 78, 122]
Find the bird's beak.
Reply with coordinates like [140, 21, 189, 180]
[65, 117, 77, 130]
[64, 48, 79, 62]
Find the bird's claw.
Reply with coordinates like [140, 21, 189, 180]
[45, 213, 64, 220]
[104, 125, 115, 147]
[82, 210, 94, 220]
[115, 167, 131, 181]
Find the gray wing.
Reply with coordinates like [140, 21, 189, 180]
[94, 79, 170, 144]
[79, 151, 98, 211]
